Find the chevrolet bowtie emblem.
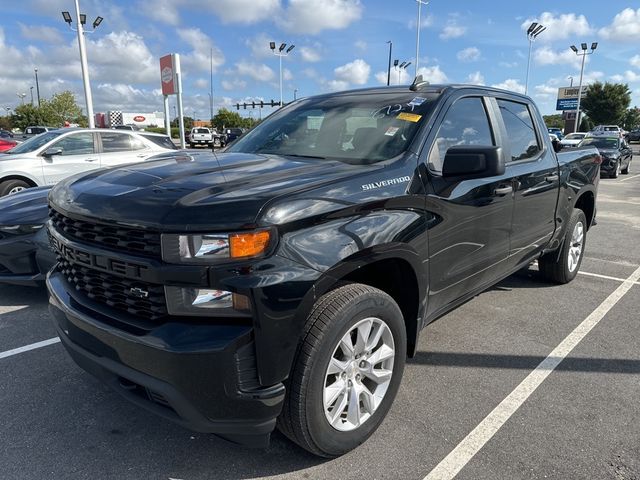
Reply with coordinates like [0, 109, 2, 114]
[129, 287, 149, 299]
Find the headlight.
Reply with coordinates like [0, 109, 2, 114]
[161, 229, 273, 264]
[0, 224, 44, 235]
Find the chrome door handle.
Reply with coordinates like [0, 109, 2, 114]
[136, 153, 147, 158]
[493, 185, 513, 196]
[545, 174, 559, 182]
[84, 158, 99, 162]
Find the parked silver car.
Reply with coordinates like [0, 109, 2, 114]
[0, 128, 177, 196]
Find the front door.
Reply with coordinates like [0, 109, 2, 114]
[424, 95, 515, 317]
[41, 132, 99, 185]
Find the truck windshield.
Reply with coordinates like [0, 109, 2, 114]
[6, 131, 64, 154]
[227, 92, 438, 164]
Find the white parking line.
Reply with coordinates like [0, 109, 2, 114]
[619, 174, 640, 182]
[579, 271, 640, 285]
[423, 264, 640, 480]
[0, 337, 60, 360]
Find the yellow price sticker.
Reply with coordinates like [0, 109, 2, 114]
[397, 112, 422, 122]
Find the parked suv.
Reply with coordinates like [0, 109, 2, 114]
[590, 125, 624, 137]
[0, 128, 177, 196]
[21, 126, 52, 139]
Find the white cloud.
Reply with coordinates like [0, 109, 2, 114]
[176, 28, 225, 74]
[457, 47, 480, 62]
[417, 65, 448, 83]
[631, 55, 640, 69]
[232, 60, 276, 82]
[139, 0, 181, 26]
[533, 46, 584, 69]
[466, 71, 485, 85]
[221, 78, 247, 91]
[491, 79, 525, 94]
[202, 0, 280, 24]
[278, 0, 363, 35]
[499, 61, 518, 68]
[244, 33, 274, 59]
[334, 59, 370, 85]
[521, 12, 592, 41]
[193, 78, 208, 89]
[326, 79, 350, 91]
[354, 40, 367, 51]
[440, 22, 466, 40]
[611, 71, 640, 83]
[408, 14, 434, 30]
[299, 45, 322, 62]
[599, 8, 640, 41]
[283, 68, 293, 81]
[18, 23, 64, 44]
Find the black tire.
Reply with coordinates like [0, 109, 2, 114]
[189, 143, 194, 148]
[610, 161, 619, 178]
[621, 160, 629, 174]
[278, 283, 407, 457]
[539, 209, 587, 284]
[0, 179, 30, 197]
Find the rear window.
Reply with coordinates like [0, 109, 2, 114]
[497, 99, 541, 161]
[193, 128, 210, 134]
[141, 134, 177, 150]
[603, 126, 619, 131]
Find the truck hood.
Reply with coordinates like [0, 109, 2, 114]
[49, 151, 374, 231]
[597, 148, 619, 158]
[0, 186, 51, 226]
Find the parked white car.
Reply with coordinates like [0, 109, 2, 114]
[560, 132, 587, 148]
[0, 128, 177, 196]
[590, 125, 624, 137]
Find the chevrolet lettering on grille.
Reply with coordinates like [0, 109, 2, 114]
[49, 229, 149, 279]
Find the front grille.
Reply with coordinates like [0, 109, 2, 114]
[49, 208, 161, 258]
[57, 258, 167, 321]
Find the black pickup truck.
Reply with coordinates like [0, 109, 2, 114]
[46, 82, 600, 457]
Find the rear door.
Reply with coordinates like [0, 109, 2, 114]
[424, 94, 516, 316]
[98, 132, 153, 167]
[492, 97, 559, 268]
[41, 131, 99, 185]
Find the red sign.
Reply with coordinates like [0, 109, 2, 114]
[160, 54, 176, 95]
[133, 116, 146, 122]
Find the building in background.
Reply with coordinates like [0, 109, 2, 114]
[94, 111, 165, 128]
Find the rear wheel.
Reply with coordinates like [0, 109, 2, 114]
[0, 179, 30, 197]
[278, 283, 406, 457]
[539, 209, 587, 284]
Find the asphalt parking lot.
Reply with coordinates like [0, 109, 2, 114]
[1, 148, 639, 480]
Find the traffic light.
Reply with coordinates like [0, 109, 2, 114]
[236, 103, 240, 110]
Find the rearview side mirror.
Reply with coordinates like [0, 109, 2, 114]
[43, 147, 63, 157]
[442, 146, 505, 180]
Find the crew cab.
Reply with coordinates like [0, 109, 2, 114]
[46, 82, 600, 457]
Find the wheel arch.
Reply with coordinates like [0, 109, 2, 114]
[573, 189, 595, 229]
[0, 174, 39, 188]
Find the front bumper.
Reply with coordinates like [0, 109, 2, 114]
[599, 158, 619, 176]
[0, 228, 56, 286]
[47, 271, 286, 447]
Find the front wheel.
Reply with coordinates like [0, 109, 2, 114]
[611, 161, 620, 178]
[539, 209, 587, 284]
[278, 284, 406, 457]
[621, 160, 630, 174]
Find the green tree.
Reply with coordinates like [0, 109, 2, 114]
[0, 116, 12, 131]
[41, 91, 85, 127]
[212, 108, 258, 130]
[171, 116, 194, 130]
[11, 103, 48, 130]
[579, 116, 594, 132]
[581, 82, 631, 125]
[543, 114, 564, 129]
[622, 107, 640, 130]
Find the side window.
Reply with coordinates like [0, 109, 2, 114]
[101, 133, 134, 152]
[51, 133, 95, 156]
[497, 99, 540, 161]
[129, 136, 146, 150]
[427, 97, 494, 173]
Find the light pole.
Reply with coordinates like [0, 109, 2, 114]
[34, 68, 41, 107]
[525, 22, 546, 95]
[209, 47, 214, 122]
[294, 88, 298, 100]
[30, 87, 34, 105]
[270, 42, 295, 107]
[567, 76, 574, 87]
[61, 5, 103, 128]
[570, 42, 598, 133]
[17, 93, 26, 105]
[414, 0, 429, 78]
[394, 60, 412, 85]
[386, 41, 392, 86]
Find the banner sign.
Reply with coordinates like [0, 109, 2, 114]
[160, 54, 176, 95]
[556, 85, 588, 111]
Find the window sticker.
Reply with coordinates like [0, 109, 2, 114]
[397, 112, 422, 122]
[409, 97, 427, 106]
[385, 127, 400, 136]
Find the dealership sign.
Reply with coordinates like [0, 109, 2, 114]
[159, 54, 177, 95]
[133, 115, 145, 122]
[556, 85, 587, 111]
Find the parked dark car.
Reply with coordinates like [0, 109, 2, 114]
[0, 187, 54, 286]
[223, 127, 244, 143]
[547, 127, 564, 140]
[47, 83, 600, 457]
[0, 129, 14, 139]
[626, 129, 640, 142]
[579, 135, 632, 177]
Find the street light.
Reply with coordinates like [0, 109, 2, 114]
[270, 41, 295, 106]
[567, 76, 574, 87]
[525, 22, 546, 95]
[414, 0, 429, 78]
[570, 42, 598, 133]
[30, 86, 34, 105]
[61, 1, 103, 128]
[386, 40, 392, 86]
[17, 93, 26, 104]
[34, 68, 41, 107]
[394, 60, 412, 84]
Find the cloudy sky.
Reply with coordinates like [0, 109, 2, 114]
[1, 0, 639, 120]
